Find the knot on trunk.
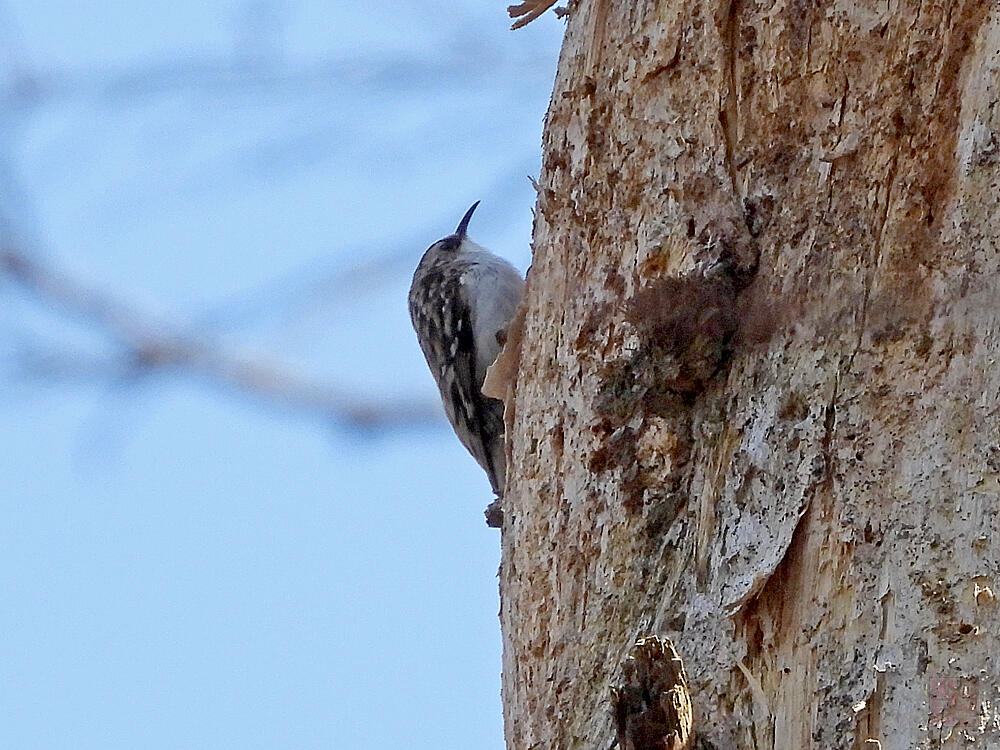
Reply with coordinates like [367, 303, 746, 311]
[612, 636, 694, 750]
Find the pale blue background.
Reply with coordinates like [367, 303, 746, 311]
[0, 3, 562, 747]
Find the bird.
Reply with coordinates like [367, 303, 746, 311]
[408, 202, 525, 526]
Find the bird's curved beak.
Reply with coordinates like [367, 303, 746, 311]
[455, 201, 480, 238]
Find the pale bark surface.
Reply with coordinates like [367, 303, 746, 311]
[500, 1, 1000, 748]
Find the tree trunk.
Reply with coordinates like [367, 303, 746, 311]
[498, 1, 1000, 747]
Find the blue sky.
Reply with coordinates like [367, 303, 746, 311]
[0, 2, 563, 747]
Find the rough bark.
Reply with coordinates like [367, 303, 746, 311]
[499, 1, 1000, 748]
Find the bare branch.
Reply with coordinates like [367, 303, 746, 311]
[507, 0, 560, 30]
[1, 249, 441, 431]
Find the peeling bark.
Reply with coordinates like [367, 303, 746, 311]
[500, 1, 1000, 748]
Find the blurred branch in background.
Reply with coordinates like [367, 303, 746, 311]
[0, 4, 562, 746]
[0, 1, 555, 438]
[1, 248, 441, 431]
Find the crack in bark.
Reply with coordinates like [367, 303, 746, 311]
[851, 149, 899, 369]
[719, 0, 743, 203]
[585, 0, 612, 73]
[695, 420, 736, 588]
[852, 590, 893, 748]
[930, 1, 956, 103]
[821, 375, 840, 494]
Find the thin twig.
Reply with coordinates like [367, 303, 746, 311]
[507, 0, 560, 29]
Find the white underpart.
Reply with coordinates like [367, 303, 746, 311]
[458, 239, 526, 382]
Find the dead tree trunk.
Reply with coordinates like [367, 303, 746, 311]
[498, 1, 1000, 747]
